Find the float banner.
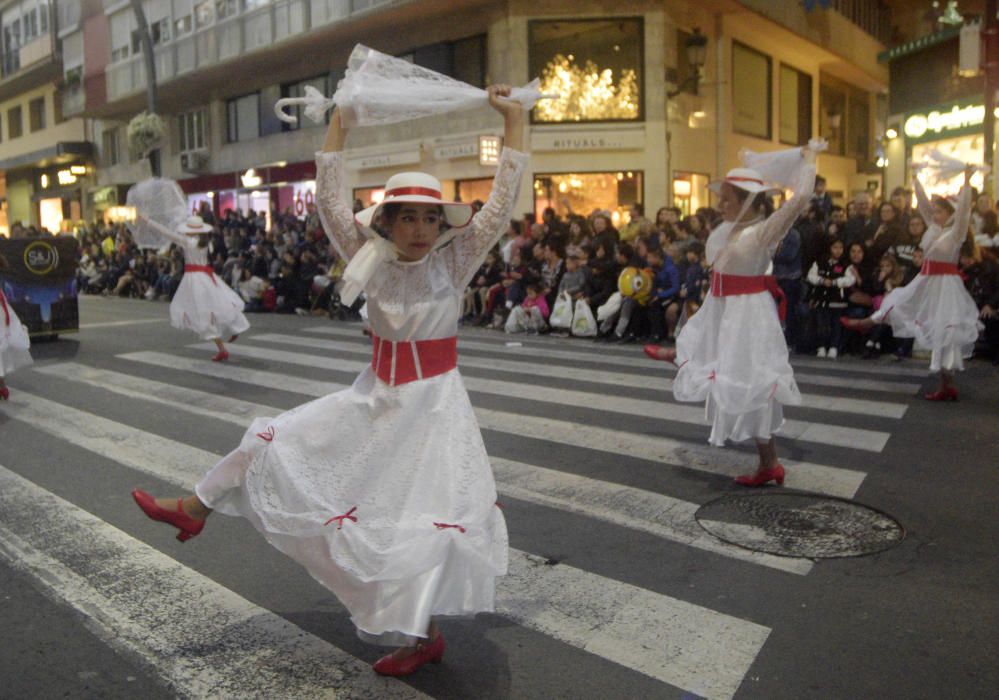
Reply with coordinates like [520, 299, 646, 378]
[0, 237, 79, 336]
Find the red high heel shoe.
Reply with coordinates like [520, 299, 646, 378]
[211, 349, 229, 362]
[735, 463, 786, 487]
[132, 490, 205, 542]
[372, 634, 445, 676]
[0, 385, 9, 401]
[643, 344, 677, 364]
[924, 387, 958, 402]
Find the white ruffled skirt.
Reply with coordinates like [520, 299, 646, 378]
[170, 272, 250, 341]
[196, 366, 508, 645]
[0, 306, 33, 377]
[673, 291, 801, 446]
[871, 273, 981, 372]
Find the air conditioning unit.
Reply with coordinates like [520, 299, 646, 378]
[180, 151, 209, 173]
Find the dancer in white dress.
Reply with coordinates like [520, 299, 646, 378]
[132, 85, 526, 676]
[0, 254, 33, 400]
[645, 144, 819, 486]
[136, 214, 250, 361]
[844, 166, 981, 400]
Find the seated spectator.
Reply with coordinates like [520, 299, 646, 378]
[505, 283, 550, 334]
[962, 245, 999, 363]
[646, 248, 679, 343]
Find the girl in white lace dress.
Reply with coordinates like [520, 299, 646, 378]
[0, 253, 33, 400]
[845, 166, 981, 400]
[133, 86, 526, 677]
[646, 146, 818, 487]
[138, 215, 250, 361]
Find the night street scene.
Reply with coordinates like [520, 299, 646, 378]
[0, 1, 997, 698]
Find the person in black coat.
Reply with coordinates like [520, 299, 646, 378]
[962, 247, 999, 362]
[840, 192, 877, 250]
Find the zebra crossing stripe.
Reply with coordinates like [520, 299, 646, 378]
[35, 362, 811, 575]
[191, 341, 891, 454]
[0, 464, 424, 699]
[121, 349, 866, 499]
[4, 390, 771, 698]
[249, 332, 910, 417]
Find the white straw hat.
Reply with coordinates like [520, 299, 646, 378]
[355, 171, 474, 231]
[708, 167, 779, 195]
[177, 215, 214, 235]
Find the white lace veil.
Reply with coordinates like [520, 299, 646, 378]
[126, 178, 189, 249]
[275, 44, 555, 127]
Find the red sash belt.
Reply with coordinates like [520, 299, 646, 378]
[371, 333, 458, 386]
[710, 272, 786, 321]
[184, 264, 218, 286]
[0, 290, 9, 327]
[920, 260, 959, 276]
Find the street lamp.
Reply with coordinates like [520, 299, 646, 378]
[668, 28, 708, 98]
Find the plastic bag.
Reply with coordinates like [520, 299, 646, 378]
[275, 44, 556, 127]
[571, 299, 597, 337]
[125, 178, 189, 249]
[550, 292, 573, 329]
[596, 291, 622, 322]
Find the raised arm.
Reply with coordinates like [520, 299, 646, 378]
[756, 152, 817, 249]
[316, 107, 367, 261]
[445, 85, 528, 289]
[136, 213, 188, 247]
[940, 168, 975, 246]
[913, 175, 933, 224]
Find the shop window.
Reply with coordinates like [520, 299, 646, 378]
[732, 42, 771, 140]
[178, 109, 207, 152]
[779, 64, 811, 145]
[399, 35, 487, 89]
[529, 18, 643, 123]
[353, 186, 385, 209]
[226, 92, 260, 142]
[28, 96, 45, 132]
[911, 135, 986, 197]
[7, 105, 22, 139]
[282, 75, 330, 131]
[258, 85, 284, 137]
[819, 81, 846, 156]
[672, 172, 710, 217]
[846, 88, 870, 161]
[456, 178, 494, 205]
[533, 171, 643, 227]
[194, 0, 214, 28]
[102, 128, 120, 166]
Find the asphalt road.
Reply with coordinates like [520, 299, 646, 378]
[0, 295, 996, 699]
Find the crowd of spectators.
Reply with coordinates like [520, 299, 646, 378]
[13, 173, 998, 365]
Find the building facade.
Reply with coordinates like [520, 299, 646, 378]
[0, 0, 94, 235]
[58, 0, 892, 230]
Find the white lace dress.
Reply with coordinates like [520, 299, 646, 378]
[195, 147, 527, 645]
[673, 165, 814, 446]
[157, 231, 250, 341]
[0, 290, 32, 377]
[870, 180, 982, 371]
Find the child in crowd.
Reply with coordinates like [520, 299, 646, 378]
[505, 283, 550, 334]
[807, 237, 855, 358]
[646, 248, 680, 342]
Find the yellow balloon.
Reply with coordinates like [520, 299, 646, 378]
[618, 266, 653, 304]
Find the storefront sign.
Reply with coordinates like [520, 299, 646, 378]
[903, 100, 999, 141]
[348, 149, 421, 170]
[531, 129, 646, 152]
[433, 140, 479, 160]
[292, 181, 316, 216]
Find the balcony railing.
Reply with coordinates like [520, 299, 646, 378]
[831, 0, 892, 45]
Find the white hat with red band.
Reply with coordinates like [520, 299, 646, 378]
[355, 172, 474, 231]
[708, 167, 779, 195]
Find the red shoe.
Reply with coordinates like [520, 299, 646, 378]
[132, 490, 206, 542]
[212, 349, 229, 362]
[735, 463, 786, 487]
[372, 634, 445, 676]
[924, 387, 958, 402]
[643, 344, 677, 364]
[0, 385, 8, 401]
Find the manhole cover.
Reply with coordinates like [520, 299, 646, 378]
[695, 493, 905, 559]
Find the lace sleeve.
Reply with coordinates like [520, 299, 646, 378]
[755, 163, 816, 249]
[913, 177, 934, 224]
[444, 148, 529, 289]
[316, 151, 366, 261]
[941, 182, 973, 247]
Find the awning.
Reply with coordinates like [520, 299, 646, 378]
[878, 26, 961, 63]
